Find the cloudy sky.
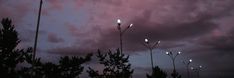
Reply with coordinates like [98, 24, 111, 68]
[1, 0, 234, 78]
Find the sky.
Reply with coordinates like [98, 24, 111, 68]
[1, 0, 234, 78]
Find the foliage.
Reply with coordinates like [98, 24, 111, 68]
[171, 70, 181, 78]
[87, 49, 134, 78]
[20, 51, 92, 78]
[0, 18, 28, 77]
[146, 66, 167, 78]
[58, 54, 92, 78]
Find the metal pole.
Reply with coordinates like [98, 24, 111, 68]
[172, 58, 176, 72]
[197, 70, 200, 78]
[32, 0, 43, 71]
[150, 48, 154, 70]
[117, 24, 123, 54]
[187, 64, 190, 78]
[120, 30, 123, 54]
[170, 55, 177, 78]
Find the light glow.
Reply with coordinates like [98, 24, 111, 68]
[117, 19, 121, 24]
[199, 65, 202, 68]
[178, 51, 181, 54]
[166, 52, 169, 55]
[129, 24, 133, 27]
[158, 41, 161, 44]
[189, 59, 192, 62]
[145, 39, 148, 43]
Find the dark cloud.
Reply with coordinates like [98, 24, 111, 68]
[48, 14, 218, 55]
[47, 0, 234, 55]
[47, 32, 64, 43]
[19, 29, 47, 42]
[47, 46, 94, 56]
[0, 0, 32, 23]
[196, 27, 234, 54]
[78, 14, 218, 52]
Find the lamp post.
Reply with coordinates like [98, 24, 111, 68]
[191, 65, 202, 78]
[33, 0, 43, 63]
[142, 38, 160, 70]
[32, 0, 43, 77]
[166, 51, 181, 78]
[117, 19, 133, 54]
[183, 59, 192, 78]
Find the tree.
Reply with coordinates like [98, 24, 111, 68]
[87, 49, 134, 78]
[20, 52, 92, 78]
[58, 54, 92, 78]
[0, 18, 27, 78]
[18, 48, 44, 78]
[146, 66, 167, 78]
[170, 70, 181, 78]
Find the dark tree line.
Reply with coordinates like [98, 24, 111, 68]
[0, 18, 183, 78]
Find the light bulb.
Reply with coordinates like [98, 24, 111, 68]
[117, 19, 121, 24]
[178, 51, 181, 54]
[145, 39, 148, 43]
[166, 52, 169, 55]
[129, 24, 133, 27]
[189, 59, 192, 62]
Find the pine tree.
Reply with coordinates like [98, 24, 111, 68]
[146, 66, 167, 78]
[0, 18, 28, 78]
[58, 54, 92, 78]
[171, 70, 181, 78]
[87, 49, 134, 78]
[21, 52, 92, 78]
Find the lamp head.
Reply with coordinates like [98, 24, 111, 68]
[178, 51, 181, 55]
[145, 39, 149, 43]
[191, 67, 194, 70]
[157, 40, 161, 44]
[199, 65, 202, 68]
[189, 59, 192, 63]
[117, 19, 121, 25]
[129, 24, 133, 28]
[166, 52, 169, 55]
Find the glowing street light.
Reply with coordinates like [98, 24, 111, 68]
[165, 51, 181, 78]
[129, 24, 133, 28]
[116, 19, 133, 54]
[145, 39, 149, 43]
[117, 19, 121, 25]
[183, 59, 193, 78]
[189, 59, 192, 62]
[191, 65, 203, 78]
[142, 38, 160, 70]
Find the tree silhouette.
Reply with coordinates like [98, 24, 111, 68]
[18, 49, 44, 78]
[0, 18, 28, 78]
[20, 52, 92, 78]
[87, 49, 134, 78]
[170, 70, 181, 78]
[58, 54, 92, 78]
[146, 66, 167, 78]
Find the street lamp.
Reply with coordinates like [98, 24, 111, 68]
[116, 19, 133, 54]
[142, 38, 160, 70]
[191, 65, 202, 78]
[166, 51, 181, 78]
[183, 59, 192, 78]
